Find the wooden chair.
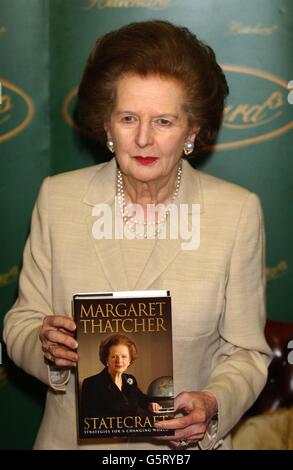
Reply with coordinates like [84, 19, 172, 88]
[250, 319, 293, 414]
[232, 320, 293, 449]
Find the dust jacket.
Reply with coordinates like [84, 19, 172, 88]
[73, 290, 174, 439]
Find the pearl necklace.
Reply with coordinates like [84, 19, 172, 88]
[116, 161, 182, 239]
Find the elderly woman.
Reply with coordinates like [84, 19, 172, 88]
[4, 20, 271, 450]
[80, 334, 161, 419]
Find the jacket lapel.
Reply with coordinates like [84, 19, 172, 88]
[134, 160, 204, 290]
[83, 159, 130, 291]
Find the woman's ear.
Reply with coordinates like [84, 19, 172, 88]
[104, 122, 112, 141]
[187, 126, 200, 144]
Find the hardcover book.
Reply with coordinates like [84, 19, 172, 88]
[73, 290, 174, 439]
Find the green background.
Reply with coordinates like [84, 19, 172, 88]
[0, 0, 292, 449]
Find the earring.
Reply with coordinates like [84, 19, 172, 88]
[107, 139, 115, 153]
[184, 141, 194, 156]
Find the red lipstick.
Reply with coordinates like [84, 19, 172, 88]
[133, 156, 158, 165]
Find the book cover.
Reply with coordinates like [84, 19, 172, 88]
[73, 290, 174, 439]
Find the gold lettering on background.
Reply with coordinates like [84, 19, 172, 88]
[83, 414, 168, 430]
[79, 300, 167, 334]
[83, 0, 170, 10]
[266, 261, 288, 281]
[0, 93, 13, 126]
[228, 21, 278, 35]
[0, 79, 34, 143]
[0, 266, 19, 287]
[209, 65, 293, 152]
[80, 301, 166, 318]
[224, 91, 285, 129]
[0, 94, 13, 113]
[0, 26, 7, 36]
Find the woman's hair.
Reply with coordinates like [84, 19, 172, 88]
[77, 20, 229, 153]
[99, 334, 138, 366]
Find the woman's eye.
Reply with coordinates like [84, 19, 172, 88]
[156, 118, 172, 127]
[121, 115, 136, 123]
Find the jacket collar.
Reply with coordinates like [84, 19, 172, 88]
[83, 158, 204, 292]
[83, 158, 117, 207]
[82, 157, 204, 213]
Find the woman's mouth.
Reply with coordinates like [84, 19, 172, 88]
[133, 156, 159, 165]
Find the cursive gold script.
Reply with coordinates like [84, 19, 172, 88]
[228, 21, 278, 35]
[84, 0, 170, 9]
[266, 261, 288, 281]
[0, 368, 7, 388]
[224, 91, 285, 129]
[0, 93, 13, 126]
[0, 266, 19, 287]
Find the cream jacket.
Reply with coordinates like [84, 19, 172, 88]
[4, 158, 271, 450]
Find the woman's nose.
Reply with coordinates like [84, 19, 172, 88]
[135, 121, 154, 148]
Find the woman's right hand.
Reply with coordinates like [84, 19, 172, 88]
[149, 402, 162, 412]
[39, 315, 78, 367]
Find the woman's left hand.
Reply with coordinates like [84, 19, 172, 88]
[154, 391, 218, 448]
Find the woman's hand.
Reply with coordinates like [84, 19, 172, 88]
[148, 402, 162, 412]
[39, 315, 78, 367]
[154, 391, 218, 448]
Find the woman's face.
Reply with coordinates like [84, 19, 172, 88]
[105, 74, 197, 184]
[107, 344, 131, 375]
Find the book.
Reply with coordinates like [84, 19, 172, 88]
[73, 290, 174, 439]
